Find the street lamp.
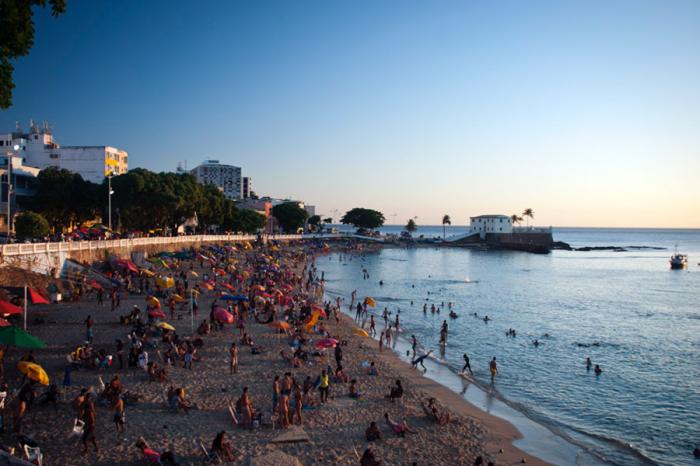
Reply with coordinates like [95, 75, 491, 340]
[107, 170, 116, 234]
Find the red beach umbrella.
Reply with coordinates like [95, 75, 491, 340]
[28, 288, 49, 305]
[213, 308, 234, 324]
[0, 318, 11, 327]
[148, 309, 167, 319]
[0, 300, 22, 316]
[315, 338, 338, 349]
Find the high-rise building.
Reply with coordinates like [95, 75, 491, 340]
[242, 176, 252, 199]
[0, 121, 128, 184]
[190, 160, 242, 199]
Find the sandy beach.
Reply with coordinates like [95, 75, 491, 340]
[0, 242, 549, 466]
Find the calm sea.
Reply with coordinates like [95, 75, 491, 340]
[318, 227, 700, 466]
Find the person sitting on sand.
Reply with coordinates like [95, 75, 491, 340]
[334, 365, 350, 383]
[349, 379, 363, 399]
[422, 397, 450, 425]
[197, 319, 210, 336]
[384, 412, 410, 437]
[367, 361, 379, 376]
[361, 448, 381, 466]
[386, 380, 403, 403]
[365, 421, 381, 441]
[211, 431, 235, 461]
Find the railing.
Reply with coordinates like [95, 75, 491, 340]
[0, 233, 343, 257]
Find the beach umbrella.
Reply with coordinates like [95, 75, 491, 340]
[156, 277, 175, 289]
[219, 283, 235, 291]
[215, 268, 227, 276]
[268, 321, 291, 330]
[190, 271, 199, 278]
[201, 283, 214, 291]
[220, 294, 247, 302]
[0, 300, 22, 316]
[315, 338, 338, 349]
[146, 296, 160, 307]
[0, 326, 46, 349]
[353, 328, 369, 338]
[28, 288, 49, 305]
[148, 309, 167, 319]
[17, 361, 49, 385]
[157, 322, 175, 331]
[0, 318, 10, 327]
[171, 294, 185, 303]
[213, 308, 234, 324]
[88, 280, 103, 291]
[140, 269, 155, 277]
[364, 297, 376, 307]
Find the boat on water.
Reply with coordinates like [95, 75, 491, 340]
[670, 251, 688, 269]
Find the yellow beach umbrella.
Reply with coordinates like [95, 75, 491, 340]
[364, 297, 376, 307]
[146, 296, 160, 307]
[156, 277, 175, 289]
[140, 269, 155, 277]
[190, 271, 199, 278]
[17, 361, 49, 386]
[171, 294, 185, 303]
[353, 328, 369, 338]
[157, 322, 175, 331]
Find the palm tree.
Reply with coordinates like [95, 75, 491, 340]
[442, 214, 451, 239]
[510, 214, 522, 226]
[522, 208, 534, 228]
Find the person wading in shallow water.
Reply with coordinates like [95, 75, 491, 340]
[489, 357, 498, 383]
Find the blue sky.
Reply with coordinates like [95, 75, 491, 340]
[2, 0, 699, 227]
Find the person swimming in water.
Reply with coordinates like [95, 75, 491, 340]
[586, 357, 592, 371]
[594, 365, 602, 375]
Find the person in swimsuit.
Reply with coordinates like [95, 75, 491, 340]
[411, 351, 432, 372]
[462, 353, 473, 375]
[489, 357, 498, 383]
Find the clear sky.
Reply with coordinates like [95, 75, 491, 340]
[2, 0, 699, 227]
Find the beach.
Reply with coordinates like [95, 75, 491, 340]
[0, 241, 551, 466]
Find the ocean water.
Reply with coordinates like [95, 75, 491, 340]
[318, 227, 700, 466]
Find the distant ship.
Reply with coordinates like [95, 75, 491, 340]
[670, 248, 688, 270]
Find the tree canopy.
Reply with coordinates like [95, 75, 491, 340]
[340, 208, 385, 230]
[14, 211, 50, 240]
[405, 218, 417, 233]
[272, 202, 308, 233]
[307, 215, 321, 226]
[1, 0, 67, 109]
[20, 167, 265, 234]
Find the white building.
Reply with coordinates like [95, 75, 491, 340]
[470, 214, 512, 239]
[0, 121, 128, 184]
[1, 154, 40, 232]
[190, 160, 242, 200]
[242, 176, 252, 199]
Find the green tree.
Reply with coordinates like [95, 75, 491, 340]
[14, 211, 50, 240]
[1, 0, 67, 109]
[522, 208, 534, 227]
[229, 208, 266, 234]
[442, 214, 451, 239]
[272, 202, 308, 233]
[405, 218, 417, 234]
[26, 167, 100, 230]
[510, 214, 523, 226]
[307, 215, 321, 226]
[323, 217, 332, 224]
[340, 208, 385, 230]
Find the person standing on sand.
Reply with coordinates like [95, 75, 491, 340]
[369, 315, 376, 336]
[272, 375, 280, 415]
[81, 393, 99, 455]
[379, 331, 385, 352]
[318, 370, 330, 403]
[230, 343, 238, 374]
[489, 357, 498, 383]
[85, 315, 94, 344]
[411, 335, 418, 358]
[112, 395, 125, 434]
[293, 382, 303, 425]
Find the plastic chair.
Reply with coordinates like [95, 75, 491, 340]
[23, 445, 43, 466]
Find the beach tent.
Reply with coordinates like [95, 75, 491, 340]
[0, 326, 46, 349]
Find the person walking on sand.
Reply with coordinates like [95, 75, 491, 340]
[369, 315, 376, 337]
[462, 353, 473, 375]
[385, 326, 392, 348]
[293, 382, 303, 425]
[112, 395, 125, 434]
[489, 357, 498, 383]
[230, 343, 239, 374]
[81, 393, 99, 455]
[411, 335, 418, 358]
[379, 330, 384, 352]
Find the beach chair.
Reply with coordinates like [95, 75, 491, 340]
[198, 441, 220, 464]
[23, 445, 43, 466]
[227, 402, 239, 427]
[69, 418, 85, 438]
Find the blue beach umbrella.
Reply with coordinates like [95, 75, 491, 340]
[220, 295, 248, 302]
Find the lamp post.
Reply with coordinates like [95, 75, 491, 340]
[107, 170, 116, 234]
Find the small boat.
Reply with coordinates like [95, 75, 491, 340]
[670, 248, 688, 270]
